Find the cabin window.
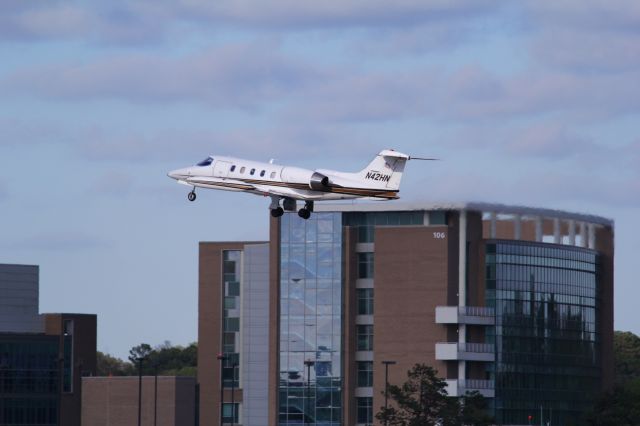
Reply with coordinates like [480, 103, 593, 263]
[270, 171, 276, 179]
[250, 168, 255, 175]
[240, 167, 245, 174]
[260, 170, 265, 177]
[230, 165, 236, 172]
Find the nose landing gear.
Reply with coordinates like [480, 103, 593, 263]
[271, 207, 284, 217]
[187, 189, 196, 201]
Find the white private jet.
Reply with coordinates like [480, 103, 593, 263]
[168, 149, 429, 219]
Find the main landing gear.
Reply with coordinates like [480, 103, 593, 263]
[297, 201, 314, 220]
[187, 189, 196, 202]
[269, 197, 314, 220]
[270, 195, 286, 218]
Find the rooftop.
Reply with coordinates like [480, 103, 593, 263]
[315, 201, 613, 227]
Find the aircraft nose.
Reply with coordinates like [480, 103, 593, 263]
[168, 168, 189, 180]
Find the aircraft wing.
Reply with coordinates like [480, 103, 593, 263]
[251, 184, 315, 201]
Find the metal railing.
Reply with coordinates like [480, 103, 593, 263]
[459, 379, 494, 390]
[459, 306, 495, 317]
[437, 342, 495, 353]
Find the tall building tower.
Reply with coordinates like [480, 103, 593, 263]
[197, 202, 613, 426]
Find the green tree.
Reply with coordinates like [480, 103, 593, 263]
[460, 391, 494, 426]
[98, 342, 198, 377]
[614, 331, 640, 385]
[586, 379, 640, 426]
[375, 364, 493, 426]
[145, 341, 198, 376]
[583, 331, 640, 425]
[128, 343, 153, 364]
[96, 351, 134, 376]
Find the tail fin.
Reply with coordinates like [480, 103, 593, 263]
[357, 149, 409, 190]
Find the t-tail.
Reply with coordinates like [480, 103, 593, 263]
[357, 149, 409, 191]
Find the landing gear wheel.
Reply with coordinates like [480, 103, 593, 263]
[188, 191, 196, 202]
[298, 208, 311, 220]
[271, 207, 284, 218]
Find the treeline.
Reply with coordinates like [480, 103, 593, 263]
[585, 331, 640, 425]
[97, 341, 197, 377]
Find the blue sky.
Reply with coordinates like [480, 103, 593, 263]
[1, 1, 639, 359]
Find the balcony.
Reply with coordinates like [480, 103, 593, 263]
[445, 379, 495, 398]
[435, 306, 495, 325]
[435, 342, 495, 362]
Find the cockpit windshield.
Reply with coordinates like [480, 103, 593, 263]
[196, 157, 213, 166]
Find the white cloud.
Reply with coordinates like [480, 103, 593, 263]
[179, 0, 497, 29]
[72, 123, 368, 165]
[531, 30, 640, 74]
[0, 0, 500, 44]
[3, 41, 317, 108]
[525, 0, 640, 34]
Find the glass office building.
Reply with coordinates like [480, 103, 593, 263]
[486, 241, 601, 425]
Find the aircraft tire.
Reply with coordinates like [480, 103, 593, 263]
[271, 207, 284, 218]
[298, 208, 311, 220]
[188, 191, 196, 202]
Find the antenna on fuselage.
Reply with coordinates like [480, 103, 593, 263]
[269, 159, 276, 164]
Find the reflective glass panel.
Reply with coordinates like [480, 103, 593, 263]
[279, 212, 342, 425]
[486, 240, 601, 426]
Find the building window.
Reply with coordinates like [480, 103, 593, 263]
[357, 288, 374, 315]
[356, 397, 373, 424]
[357, 325, 373, 351]
[357, 361, 373, 387]
[222, 403, 239, 423]
[358, 253, 374, 279]
[224, 318, 240, 332]
[429, 211, 447, 225]
[343, 211, 424, 243]
[227, 281, 240, 296]
[224, 296, 236, 309]
[222, 250, 241, 388]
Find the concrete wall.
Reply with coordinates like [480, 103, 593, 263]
[81, 376, 196, 426]
[0, 264, 43, 333]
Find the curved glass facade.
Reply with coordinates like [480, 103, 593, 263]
[279, 212, 343, 425]
[485, 241, 601, 426]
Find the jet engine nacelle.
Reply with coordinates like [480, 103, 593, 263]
[309, 172, 330, 191]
